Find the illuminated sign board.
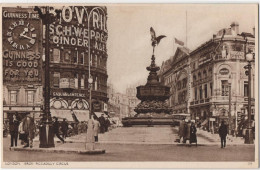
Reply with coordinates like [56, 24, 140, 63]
[49, 6, 108, 61]
[2, 8, 42, 83]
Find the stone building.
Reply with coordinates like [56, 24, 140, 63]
[3, 6, 109, 123]
[107, 83, 120, 118]
[126, 86, 140, 117]
[47, 6, 108, 121]
[189, 22, 255, 131]
[3, 7, 43, 122]
[160, 47, 190, 114]
[160, 22, 255, 131]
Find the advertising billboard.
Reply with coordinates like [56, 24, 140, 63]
[2, 7, 42, 84]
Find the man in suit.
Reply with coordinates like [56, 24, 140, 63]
[53, 117, 65, 143]
[219, 121, 228, 148]
[99, 114, 106, 133]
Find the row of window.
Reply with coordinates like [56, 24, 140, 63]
[194, 83, 213, 100]
[49, 48, 107, 68]
[193, 68, 212, 81]
[178, 90, 187, 104]
[9, 90, 34, 105]
[52, 72, 107, 92]
[193, 80, 249, 100]
[176, 78, 187, 90]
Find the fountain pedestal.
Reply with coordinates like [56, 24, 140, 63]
[122, 55, 173, 126]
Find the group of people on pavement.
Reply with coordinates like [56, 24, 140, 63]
[9, 114, 36, 149]
[178, 118, 229, 148]
[49, 113, 110, 143]
[178, 119, 197, 146]
[98, 113, 110, 134]
[8, 112, 111, 148]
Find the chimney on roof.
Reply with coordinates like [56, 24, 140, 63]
[230, 22, 239, 36]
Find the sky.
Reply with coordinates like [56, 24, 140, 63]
[106, 4, 257, 93]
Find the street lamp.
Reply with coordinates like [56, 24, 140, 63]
[228, 82, 232, 135]
[244, 52, 254, 144]
[85, 56, 95, 150]
[34, 6, 61, 148]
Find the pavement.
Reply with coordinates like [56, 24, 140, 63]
[9, 126, 251, 154]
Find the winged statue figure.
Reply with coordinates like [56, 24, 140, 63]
[150, 27, 166, 54]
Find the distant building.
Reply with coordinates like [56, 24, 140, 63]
[160, 47, 190, 114]
[126, 86, 140, 117]
[107, 83, 120, 118]
[107, 83, 141, 120]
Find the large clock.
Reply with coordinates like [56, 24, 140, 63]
[6, 19, 37, 50]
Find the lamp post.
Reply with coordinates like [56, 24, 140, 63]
[245, 52, 254, 144]
[228, 82, 232, 135]
[34, 6, 61, 148]
[83, 6, 106, 151]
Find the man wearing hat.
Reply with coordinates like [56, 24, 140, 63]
[61, 118, 69, 139]
[99, 114, 106, 133]
[21, 114, 35, 148]
[178, 118, 185, 143]
[219, 121, 228, 148]
[53, 117, 65, 143]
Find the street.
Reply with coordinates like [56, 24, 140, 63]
[3, 126, 255, 162]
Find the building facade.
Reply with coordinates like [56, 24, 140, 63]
[160, 22, 255, 131]
[160, 47, 190, 114]
[47, 6, 108, 121]
[189, 22, 255, 131]
[3, 6, 109, 123]
[126, 86, 140, 117]
[107, 83, 120, 118]
[3, 7, 43, 122]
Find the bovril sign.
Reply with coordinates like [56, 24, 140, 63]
[49, 6, 107, 53]
[219, 68, 229, 75]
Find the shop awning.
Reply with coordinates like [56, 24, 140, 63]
[73, 110, 89, 122]
[94, 112, 108, 118]
[50, 109, 74, 121]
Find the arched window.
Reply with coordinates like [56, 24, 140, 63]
[193, 75, 197, 81]
[203, 70, 207, 78]
[208, 68, 212, 75]
[198, 72, 202, 80]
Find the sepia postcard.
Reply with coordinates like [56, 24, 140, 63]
[1, 3, 258, 169]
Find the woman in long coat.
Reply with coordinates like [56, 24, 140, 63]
[9, 114, 20, 147]
[190, 122, 197, 146]
[178, 119, 185, 143]
[21, 115, 35, 148]
[93, 117, 100, 142]
[184, 120, 191, 143]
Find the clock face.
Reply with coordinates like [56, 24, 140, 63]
[6, 20, 37, 50]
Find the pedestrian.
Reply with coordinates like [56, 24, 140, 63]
[219, 121, 228, 148]
[73, 123, 78, 135]
[98, 114, 106, 133]
[178, 118, 185, 143]
[61, 118, 68, 139]
[18, 120, 25, 145]
[53, 117, 65, 143]
[93, 116, 101, 142]
[21, 115, 36, 148]
[190, 122, 197, 146]
[183, 119, 191, 144]
[9, 114, 20, 148]
[105, 117, 110, 132]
